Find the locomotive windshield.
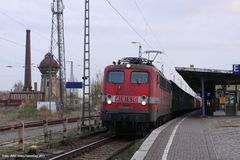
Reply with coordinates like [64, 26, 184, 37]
[131, 72, 149, 84]
[108, 71, 124, 83]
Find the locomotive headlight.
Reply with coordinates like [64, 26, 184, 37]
[107, 100, 112, 104]
[141, 101, 147, 106]
[126, 63, 131, 68]
[141, 95, 147, 106]
[107, 95, 112, 104]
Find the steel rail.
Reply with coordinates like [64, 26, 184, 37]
[48, 137, 113, 160]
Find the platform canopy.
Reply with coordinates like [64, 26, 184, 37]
[175, 67, 240, 93]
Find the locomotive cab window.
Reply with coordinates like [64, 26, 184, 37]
[131, 72, 149, 84]
[108, 71, 124, 83]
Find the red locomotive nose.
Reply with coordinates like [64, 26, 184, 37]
[102, 62, 151, 112]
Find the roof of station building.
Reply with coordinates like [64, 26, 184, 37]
[175, 67, 240, 92]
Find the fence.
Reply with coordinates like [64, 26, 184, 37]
[0, 116, 101, 151]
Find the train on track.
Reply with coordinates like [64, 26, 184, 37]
[101, 56, 200, 135]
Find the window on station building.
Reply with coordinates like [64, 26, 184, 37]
[108, 71, 124, 83]
[131, 72, 149, 84]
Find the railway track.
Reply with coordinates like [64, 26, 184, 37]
[49, 136, 134, 160]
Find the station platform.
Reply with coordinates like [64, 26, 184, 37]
[131, 110, 240, 160]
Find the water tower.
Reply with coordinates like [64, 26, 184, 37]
[38, 53, 59, 101]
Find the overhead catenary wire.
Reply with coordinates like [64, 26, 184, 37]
[0, 10, 50, 54]
[105, 0, 153, 49]
[0, 36, 46, 68]
[0, 10, 51, 71]
[0, 36, 25, 48]
[133, 0, 163, 50]
[133, 0, 173, 73]
[105, 1, 173, 73]
[0, 10, 28, 28]
[132, 1, 191, 92]
[0, 36, 46, 53]
[134, 4, 190, 91]
[106, 2, 181, 91]
[0, 9, 50, 47]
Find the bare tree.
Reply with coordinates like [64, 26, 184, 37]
[13, 81, 24, 92]
[91, 71, 103, 109]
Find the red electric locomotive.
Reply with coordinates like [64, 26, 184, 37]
[101, 57, 172, 134]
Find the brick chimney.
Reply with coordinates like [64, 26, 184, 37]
[23, 30, 32, 91]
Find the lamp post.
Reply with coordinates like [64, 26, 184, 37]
[132, 41, 142, 58]
[66, 61, 74, 108]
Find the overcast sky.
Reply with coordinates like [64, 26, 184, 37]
[0, 0, 240, 91]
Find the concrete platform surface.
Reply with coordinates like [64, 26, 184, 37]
[132, 110, 240, 160]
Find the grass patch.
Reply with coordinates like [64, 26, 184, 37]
[0, 105, 60, 126]
[0, 108, 17, 125]
[17, 103, 38, 118]
[0, 117, 9, 125]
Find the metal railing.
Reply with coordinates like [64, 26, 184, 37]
[0, 116, 101, 151]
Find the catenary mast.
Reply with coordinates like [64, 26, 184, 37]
[50, 0, 66, 111]
[82, 0, 91, 126]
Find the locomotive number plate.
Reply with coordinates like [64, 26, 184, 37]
[115, 96, 138, 103]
